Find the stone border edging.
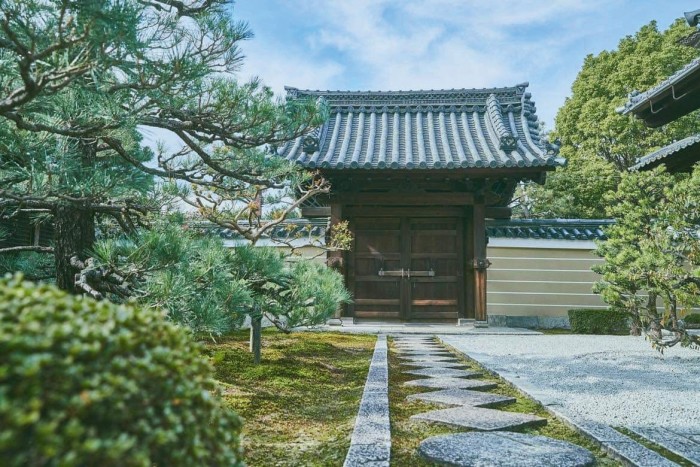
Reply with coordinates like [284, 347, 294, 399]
[343, 334, 391, 467]
[436, 337, 678, 467]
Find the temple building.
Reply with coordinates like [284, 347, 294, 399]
[622, 13, 700, 173]
[275, 85, 563, 323]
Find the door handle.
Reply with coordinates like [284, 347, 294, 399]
[378, 268, 405, 277]
[407, 269, 435, 277]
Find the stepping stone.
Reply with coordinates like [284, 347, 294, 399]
[403, 378, 497, 390]
[628, 426, 700, 466]
[399, 355, 459, 362]
[402, 361, 468, 369]
[418, 432, 595, 466]
[394, 343, 445, 348]
[403, 368, 480, 378]
[407, 389, 516, 408]
[411, 406, 546, 431]
[395, 350, 453, 356]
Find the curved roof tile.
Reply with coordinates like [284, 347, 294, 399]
[278, 85, 560, 170]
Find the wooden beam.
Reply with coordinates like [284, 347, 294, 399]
[333, 192, 474, 206]
[344, 207, 465, 218]
[301, 206, 331, 217]
[485, 206, 512, 219]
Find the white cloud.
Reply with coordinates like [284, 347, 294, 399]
[235, 0, 637, 124]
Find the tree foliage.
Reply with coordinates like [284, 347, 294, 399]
[0, 0, 329, 292]
[524, 19, 700, 218]
[594, 166, 700, 350]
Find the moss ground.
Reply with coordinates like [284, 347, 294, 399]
[388, 337, 622, 466]
[203, 330, 375, 467]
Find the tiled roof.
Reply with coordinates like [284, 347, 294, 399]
[277, 85, 562, 170]
[620, 57, 700, 117]
[631, 134, 700, 171]
[201, 218, 612, 243]
[486, 219, 613, 241]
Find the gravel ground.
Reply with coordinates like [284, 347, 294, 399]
[439, 334, 700, 432]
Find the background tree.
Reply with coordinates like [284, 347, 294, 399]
[522, 19, 700, 218]
[594, 166, 700, 350]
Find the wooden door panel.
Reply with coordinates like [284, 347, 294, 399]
[408, 218, 461, 321]
[351, 217, 402, 319]
[349, 214, 463, 321]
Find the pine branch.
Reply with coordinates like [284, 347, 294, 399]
[0, 246, 54, 254]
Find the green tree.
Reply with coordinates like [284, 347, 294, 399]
[0, 0, 327, 291]
[594, 166, 700, 350]
[525, 19, 700, 218]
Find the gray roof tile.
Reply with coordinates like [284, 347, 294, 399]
[631, 134, 700, 171]
[620, 57, 700, 116]
[277, 85, 561, 170]
[199, 218, 613, 242]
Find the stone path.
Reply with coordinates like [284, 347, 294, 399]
[419, 432, 596, 467]
[393, 335, 597, 467]
[407, 388, 516, 408]
[343, 335, 390, 467]
[439, 334, 699, 466]
[628, 426, 700, 466]
[346, 334, 691, 466]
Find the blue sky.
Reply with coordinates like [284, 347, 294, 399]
[232, 1, 699, 129]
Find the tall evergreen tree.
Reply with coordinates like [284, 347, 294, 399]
[523, 19, 700, 218]
[0, 0, 328, 291]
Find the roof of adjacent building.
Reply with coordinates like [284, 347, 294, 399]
[201, 218, 612, 243]
[620, 57, 700, 126]
[276, 85, 562, 170]
[486, 219, 613, 241]
[631, 134, 700, 172]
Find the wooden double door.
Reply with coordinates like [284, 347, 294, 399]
[349, 215, 464, 321]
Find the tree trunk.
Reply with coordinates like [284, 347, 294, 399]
[54, 140, 96, 292]
[250, 314, 262, 365]
[54, 204, 95, 292]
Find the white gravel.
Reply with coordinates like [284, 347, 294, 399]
[439, 334, 700, 432]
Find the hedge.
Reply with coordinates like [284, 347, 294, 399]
[0, 274, 243, 467]
[568, 308, 629, 335]
[684, 313, 700, 328]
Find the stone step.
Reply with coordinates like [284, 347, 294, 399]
[403, 377, 497, 390]
[398, 355, 460, 363]
[407, 388, 516, 408]
[411, 406, 546, 431]
[396, 349, 454, 357]
[403, 368, 481, 379]
[401, 361, 469, 369]
[418, 432, 595, 467]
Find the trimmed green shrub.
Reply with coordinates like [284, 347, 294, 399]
[568, 308, 630, 335]
[0, 274, 242, 467]
[684, 313, 700, 328]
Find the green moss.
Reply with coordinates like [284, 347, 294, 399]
[203, 330, 375, 467]
[389, 338, 622, 466]
[568, 308, 629, 335]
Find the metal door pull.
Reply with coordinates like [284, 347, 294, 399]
[378, 268, 404, 277]
[408, 269, 435, 277]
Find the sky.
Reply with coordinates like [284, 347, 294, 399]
[232, 1, 700, 129]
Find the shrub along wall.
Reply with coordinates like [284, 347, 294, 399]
[0, 274, 243, 467]
[568, 308, 630, 335]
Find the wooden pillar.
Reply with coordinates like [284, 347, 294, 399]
[463, 207, 475, 319]
[328, 202, 345, 318]
[472, 198, 490, 323]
